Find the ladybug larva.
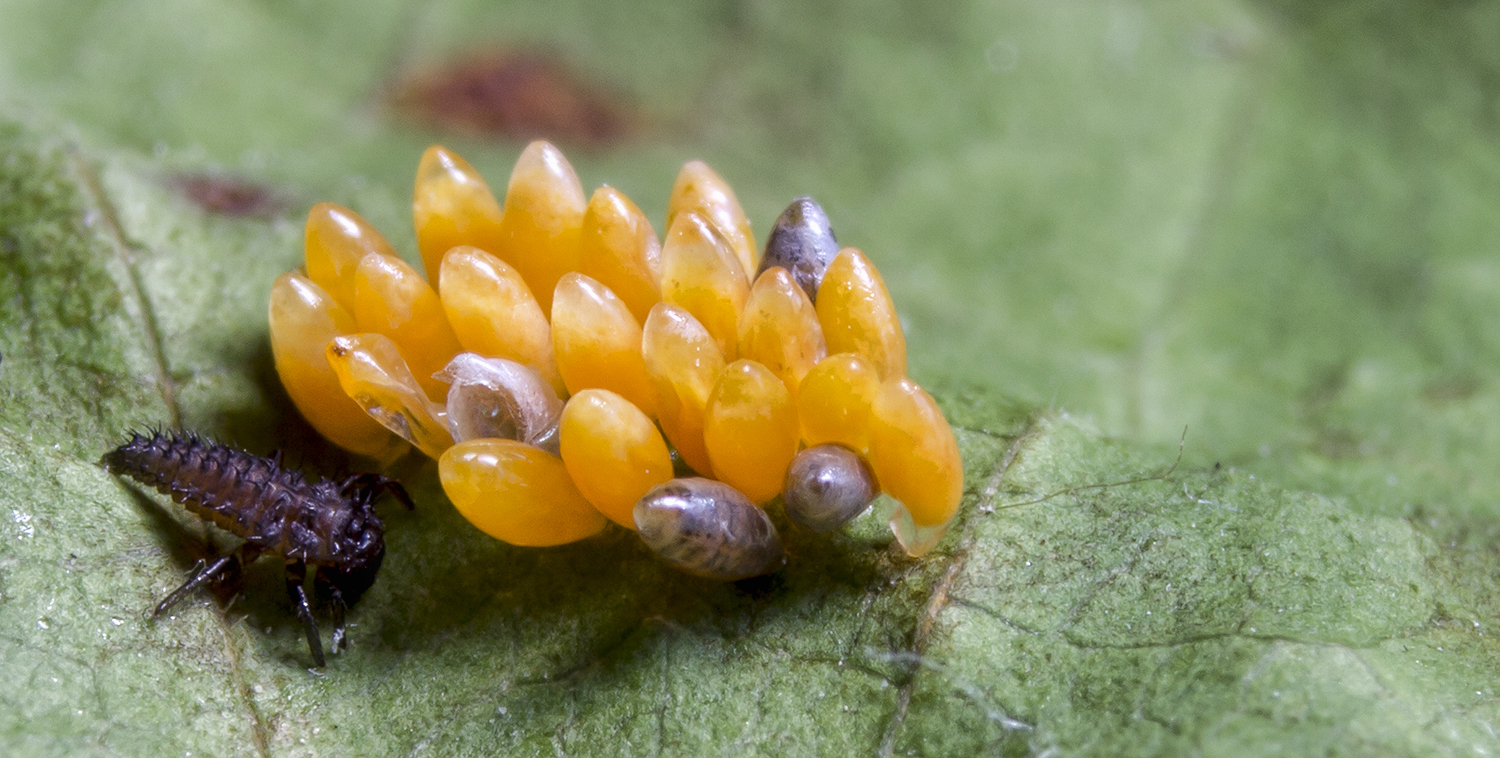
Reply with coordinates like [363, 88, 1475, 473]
[268, 142, 963, 577]
[102, 430, 412, 667]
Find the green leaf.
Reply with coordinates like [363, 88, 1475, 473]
[4, 1, 1500, 755]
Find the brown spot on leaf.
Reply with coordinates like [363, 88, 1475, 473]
[1423, 375, 1481, 404]
[170, 173, 283, 218]
[390, 51, 634, 147]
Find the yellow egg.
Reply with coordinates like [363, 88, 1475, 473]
[438, 246, 564, 395]
[493, 140, 586, 313]
[867, 377, 961, 528]
[268, 273, 406, 462]
[703, 360, 800, 504]
[738, 266, 826, 397]
[816, 248, 907, 379]
[413, 145, 505, 287]
[303, 202, 398, 311]
[439, 438, 608, 546]
[796, 352, 880, 454]
[660, 210, 749, 361]
[640, 303, 724, 477]
[551, 273, 656, 416]
[558, 389, 673, 529]
[578, 186, 661, 324]
[667, 160, 757, 276]
[351, 252, 463, 402]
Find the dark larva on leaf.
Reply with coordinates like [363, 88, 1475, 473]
[100, 429, 412, 667]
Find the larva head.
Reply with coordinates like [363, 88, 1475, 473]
[320, 474, 413, 600]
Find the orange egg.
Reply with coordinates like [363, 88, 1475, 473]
[551, 272, 656, 416]
[816, 248, 907, 379]
[413, 145, 505, 286]
[439, 438, 607, 546]
[640, 303, 724, 477]
[303, 202, 398, 310]
[438, 246, 564, 395]
[492, 140, 586, 313]
[558, 389, 673, 529]
[702, 360, 800, 504]
[660, 211, 749, 360]
[351, 253, 463, 401]
[738, 266, 826, 397]
[268, 273, 406, 462]
[578, 186, 661, 323]
[667, 160, 757, 276]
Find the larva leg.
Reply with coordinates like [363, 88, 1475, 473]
[285, 561, 325, 667]
[315, 568, 348, 654]
[152, 543, 263, 618]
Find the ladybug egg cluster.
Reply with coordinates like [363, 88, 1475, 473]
[268, 141, 962, 579]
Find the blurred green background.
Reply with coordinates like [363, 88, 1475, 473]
[5, 0, 1500, 755]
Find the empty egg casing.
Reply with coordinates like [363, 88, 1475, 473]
[634, 478, 785, 581]
[782, 444, 877, 533]
[326, 333, 454, 460]
[756, 196, 839, 304]
[435, 352, 563, 453]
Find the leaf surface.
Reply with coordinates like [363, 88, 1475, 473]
[3, 2, 1500, 756]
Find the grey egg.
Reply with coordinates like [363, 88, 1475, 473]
[756, 196, 839, 302]
[783, 444, 877, 533]
[634, 478, 785, 580]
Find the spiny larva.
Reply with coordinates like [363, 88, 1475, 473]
[101, 429, 412, 667]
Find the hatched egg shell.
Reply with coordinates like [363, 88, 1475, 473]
[326, 333, 453, 460]
[435, 352, 563, 453]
